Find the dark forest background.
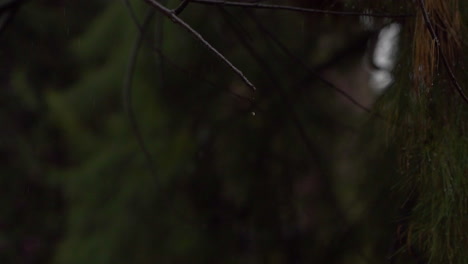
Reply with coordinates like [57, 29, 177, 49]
[1, 0, 467, 263]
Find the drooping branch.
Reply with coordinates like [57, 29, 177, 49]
[144, 0, 257, 93]
[218, 6, 349, 239]
[416, 0, 468, 105]
[190, 0, 413, 18]
[245, 10, 372, 114]
[122, 0, 142, 30]
[122, 10, 158, 177]
[124, 0, 254, 105]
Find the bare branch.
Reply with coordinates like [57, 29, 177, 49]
[144, 0, 257, 93]
[122, 11, 158, 176]
[417, 0, 468, 105]
[174, 0, 191, 15]
[122, 6, 255, 227]
[218, 8, 348, 227]
[124, 0, 254, 104]
[245, 11, 372, 113]
[150, 47, 255, 104]
[122, 0, 142, 30]
[191, 0, 413, 18]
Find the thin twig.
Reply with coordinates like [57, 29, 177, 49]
[122, 4, 229, 229]
[417, 0, 468, 105]
[245, 11, 372, 113]
[191, 0, 413, 18]
[154, 0, 167, 89]
[144, 0, 257, 93]
[150, 47, 255, 104]
[174, 0, 191, 15]
[122, 0, 142, 29]
[218, 7, 348, 229]
[125, 0, 253, 104]
[123, 10, 158, 177]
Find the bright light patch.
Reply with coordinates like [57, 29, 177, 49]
[369, 70, 393, 93]
[374, 23, 400, 70]
[369, 23, 401, 93]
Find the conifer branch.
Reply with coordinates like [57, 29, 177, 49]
[417, 0, 468, 105]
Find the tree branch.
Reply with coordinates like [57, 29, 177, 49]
[123, 10, 158, 177]
[144, 0, 257, 93]
[245, 11, 373, 113]
[174, 0, 191, 15]
[124, 0, 254, 105]
[218, 7, 348, 229]
[191, 0, 413, 18]
[122, 0, 142, 30]
[417, 0, 468, 105]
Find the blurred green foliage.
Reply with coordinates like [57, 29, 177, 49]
[1, 0, 467, 263]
